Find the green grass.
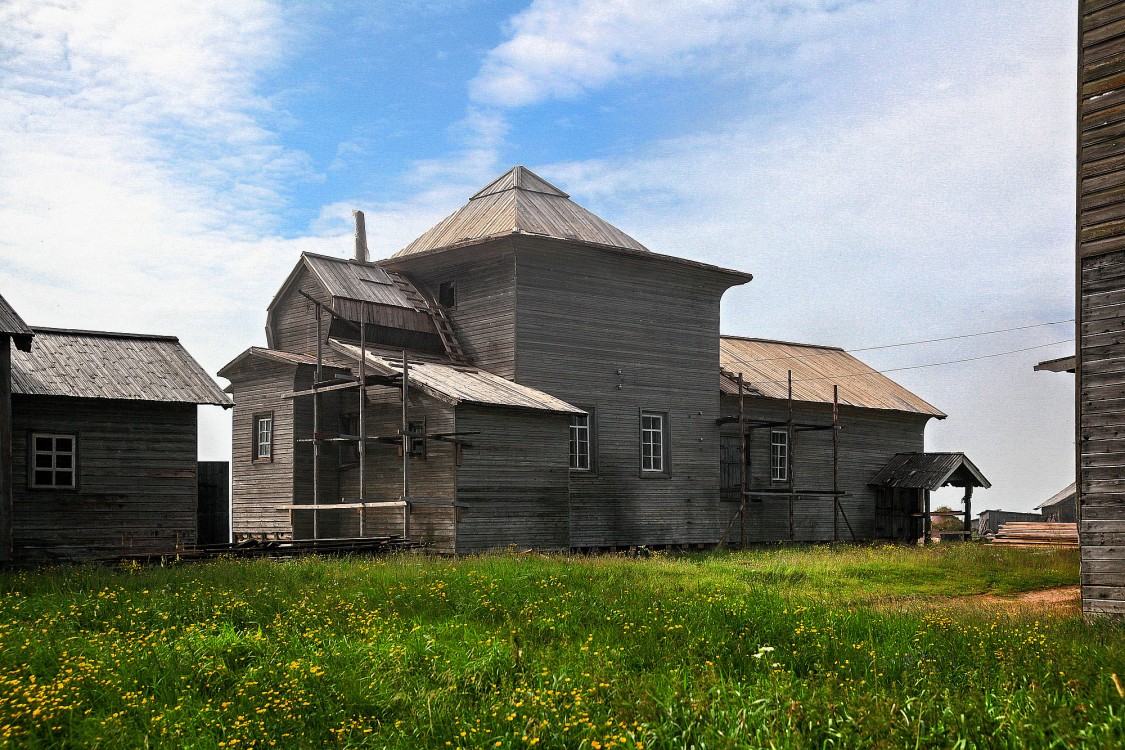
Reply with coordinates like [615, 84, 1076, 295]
[0, 544, 1120, 749]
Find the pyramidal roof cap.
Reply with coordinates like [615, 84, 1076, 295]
[470, 165, 570, 199]
[391, 165, 648, 258]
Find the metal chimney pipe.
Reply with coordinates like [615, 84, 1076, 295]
[353, 210, 368, 262]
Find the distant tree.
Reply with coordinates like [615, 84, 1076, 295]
[931, 505, 964, 534]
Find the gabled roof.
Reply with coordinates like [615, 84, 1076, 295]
[0, 292, 33, 352]
[1035, 482, 1076, 511]
[719, 337, 945, 417]
[11, 328, 230, 406]
[330, 340, 583, 414]
[392, 166, 650, 258]
[869, 452, 991, 490]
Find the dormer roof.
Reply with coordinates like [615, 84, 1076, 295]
[392, 166, 649, 258]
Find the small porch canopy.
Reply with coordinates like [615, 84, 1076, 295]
[869, 452, 991, 491]
[868, 453, 990, 542]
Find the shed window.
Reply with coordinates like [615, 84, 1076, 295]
[30, 433, 76, 489]
[641, 412, 665, 473]
[253, 413, 273, 461]
[570, 414, 590, 471]
[438, 281, 456, 308]
[771, 430, 788, 482]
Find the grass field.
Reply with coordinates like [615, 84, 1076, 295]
[0, 544, 1121, 749]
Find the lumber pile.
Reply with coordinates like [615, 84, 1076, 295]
[990, 522, 1078, 548]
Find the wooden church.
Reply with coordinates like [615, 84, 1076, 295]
[220, 166, 981, 552]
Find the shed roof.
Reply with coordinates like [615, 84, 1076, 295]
[719, 337, 945, 417]
[1035, 482, 1075, 511]
[330, 340, 583, 414]
[218, 346, 322, 377]
[392, 166, 650, 258]
[869, 452, 991, 490]
[11, 328, 230, 406]
[0, 292, 33, 352]
[1034, 355, 1075, 373]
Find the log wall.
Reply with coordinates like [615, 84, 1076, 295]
[513, 238, 739, 547]
[455, 405, 571, 552]
[1079, 0, 1125, 616]
[10, 395, 197, 561]
[719, 398, 928, 543]
[230, 362, 297, 539]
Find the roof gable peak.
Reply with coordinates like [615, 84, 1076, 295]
[471, 165, 569, 200]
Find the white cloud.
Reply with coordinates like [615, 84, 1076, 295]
[470, 0, 886, 107]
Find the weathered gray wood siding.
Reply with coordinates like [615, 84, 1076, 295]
[269, 268, 354, 369]
[10, 395, 197, 561]
[513, 238, 737, 547]
[455, 405, 571, 552]
[230, 362, 296, 539]
[1079, 0, 1125, 616]
[318, 386, 458, 552]
[1079, 252, 1125, 614]
[719, 397, 927, 543]
[387, 242, 517, 378]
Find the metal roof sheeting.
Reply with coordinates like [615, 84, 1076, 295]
[393, 166, 650, 258]
[0, 292, 33, 352]
[330, 340, 583, 414]
[720, 337, 945, 417]
[12, 329, 231, 406]
[868, 452, 991, 490]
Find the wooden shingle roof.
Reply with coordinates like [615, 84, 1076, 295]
[11, 328, 230, 406]
[720, 336, 945, 417]
[300, 253, 415, 309]
[0, 292, 33, 352]
[392, 166, 650, 258]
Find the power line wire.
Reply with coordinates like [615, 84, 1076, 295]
[785, 338, 1074, 383]
[848, 318, 1075, 353]
[731, 318, 1075, 364]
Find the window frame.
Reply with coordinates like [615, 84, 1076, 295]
[569, 411, 592, 472]
[252, 411, 274, 463]
[438, 281, 456, 309]
[770, 429, 789, 483]
[639, 409, 670, 477]
[28, 432, 78, 490]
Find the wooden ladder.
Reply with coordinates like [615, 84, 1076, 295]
[389, 273, 468, 365]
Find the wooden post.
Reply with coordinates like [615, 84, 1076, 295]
[833, 384, 840, 543]
[923, 489, 931, 545]
[738, 373, 746, 549]
[402, 350, 411, 539]
[358, 320, 367, 537]
[963, 485, 973, 538]
[312, 302, 322, 541]
[0, 338, 11, 562]
[787, 370, 794, 542]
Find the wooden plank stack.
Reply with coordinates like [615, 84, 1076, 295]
[990, 522, 1079, 548]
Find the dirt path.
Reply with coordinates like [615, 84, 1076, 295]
[966, 585, 1080, 614]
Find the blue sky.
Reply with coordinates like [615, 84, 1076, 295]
[0, 1, 1077, 512]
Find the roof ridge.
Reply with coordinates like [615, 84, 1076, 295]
[31, 327, 179, 342]
[721, 334, 845, 351]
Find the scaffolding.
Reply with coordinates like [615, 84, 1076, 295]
[287, 293, 471, 542]
[718, 369, 854, 547]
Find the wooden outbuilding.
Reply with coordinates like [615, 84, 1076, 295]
[1077, 0, 1125, 616]
[0, 293, 34, 563]
[3, 325, 230, 561]
[222, 166, 967, 552]
[1036, 482, 1077, 523]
